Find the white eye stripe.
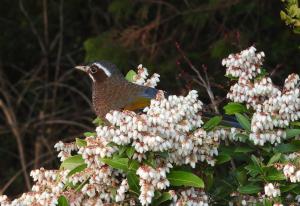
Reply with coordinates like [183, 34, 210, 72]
[89, 73, 96, 82]
[94, 63, 112, 77]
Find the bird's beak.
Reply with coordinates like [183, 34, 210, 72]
[75, 65, 89, 73]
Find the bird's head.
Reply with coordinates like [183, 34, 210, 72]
[75, 61, 121, 83]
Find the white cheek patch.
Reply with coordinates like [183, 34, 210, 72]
[89, 73, 96, 82]
[94, 63, 112, 77]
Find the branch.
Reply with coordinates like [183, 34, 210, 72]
[0, 100, 31, 190]
[175, 42, 220, 114]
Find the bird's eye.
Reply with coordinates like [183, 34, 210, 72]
[90, 66, 98, 74]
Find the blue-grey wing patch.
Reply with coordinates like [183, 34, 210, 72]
[140, 87, 158, 99]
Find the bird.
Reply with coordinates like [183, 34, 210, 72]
[75, 60, 159, 119]
[76, 60, 241, 128]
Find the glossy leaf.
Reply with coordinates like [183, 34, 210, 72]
[67, 163, 87, 177]
[224, 102, 247, 115]
[92, 117, 104, 126]
[286, 129, 300, 139]
[152, 192, 172, 206]
[274, 140, 300, 153]
[83, 132, 96, 137]
[265, 168, 285, 181]
[234, 146, 254, 153]
[203, 116, 222, 131]
[57, 195, 69, 206]
[267, 153, 281, 166]
[237, 184, 261, 194]
[216, 154, 232, 164]
[280, 183, 299, 192]
[127, 171, 140, 195]
[100, 157, 129, 172]
[128, 160, 139, 172]
[126, 146, 135, 158]
[75, 138, 87, 147]
[290, 121, 300, 127]
[60, 155, 85, 170]
[167, 170, 204, 188]
[235, 113, 251, 132]
[125, 70, 137, 82]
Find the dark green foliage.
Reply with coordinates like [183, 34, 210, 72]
[1, 0, 300, 198]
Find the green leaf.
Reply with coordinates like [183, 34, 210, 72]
[265, 168, 285, 181]
[75, 138, 87, 147]
[290, 121, 300, 127]
[262, 199, 272, 206]
[67, 163, 87, 177]
[235, 168, 247, 185]
[203, 116, 222, 131]
[251, 155, 264, 173]
[152, 192, 172, 206]
[286, 129, 300, 139]
[125, 70, 137, 82]
[167, 170, 204, 188]
[245, 164, 261, 177]
[83, 132, 96, 137]
[128, 160, 140, 172]
[118, 145, 127, 156]
[255, 68, 268, 80]
[127, 171, 140, 195]
[60, 155, 85, 170]
[92, 117, 104, 126]
[267, 153, 281, 166]
[107, 142, 118, 147]
[234, 146, 254, 153]
[100, 157, 129, 172]
[75, 178, 90, 192]
[224, 103, 247, 115]
[234, 133, 249, 142]
[216, 154, 232, 164]
[237, 184, 261, 194]
[274, 140, 300, 153]
[126, 146, 135, 158]
[203, 170, 214, 190]
[57, 195, 69, 206]
[280, 183, 298, 192]
[235, 113, 251, 132]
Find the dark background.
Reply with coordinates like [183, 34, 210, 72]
[0, 0, 299, 197]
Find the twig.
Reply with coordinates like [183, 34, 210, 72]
[19, 0, 47, 56]
[175, 42, 220, 114]
[0, 100, 31, 190]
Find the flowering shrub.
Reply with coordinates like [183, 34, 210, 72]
[1, 47, 300, 206]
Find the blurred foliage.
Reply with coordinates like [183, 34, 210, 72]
[0, 0, 300, 197]
[280, 0, 300, 33]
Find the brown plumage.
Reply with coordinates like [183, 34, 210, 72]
[75, 61, 158, 119]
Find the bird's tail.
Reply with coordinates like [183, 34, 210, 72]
[202, 112, 242, 129]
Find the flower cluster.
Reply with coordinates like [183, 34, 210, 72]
[100, 89, 222, 167]
[54, 141, 77, 161]
[3, 48, 299, 206]
[137, 163, 171, 205]
[264, 183, 280, 198]
[133, 64, 160, 88]
[275, 152, 300, 183]
[223, 46, 300, 145]
[170, 188, 209, 206]
[0, 65, 215, 206]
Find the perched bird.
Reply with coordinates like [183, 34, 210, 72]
[76, 60, 241, 128]
[75, 61, 158, 119]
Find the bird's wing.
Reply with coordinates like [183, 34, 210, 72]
[124, 97, 151, 111]
[123, 87, 158, 111]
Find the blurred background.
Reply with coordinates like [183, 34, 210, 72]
[0, 0, 299, 197]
